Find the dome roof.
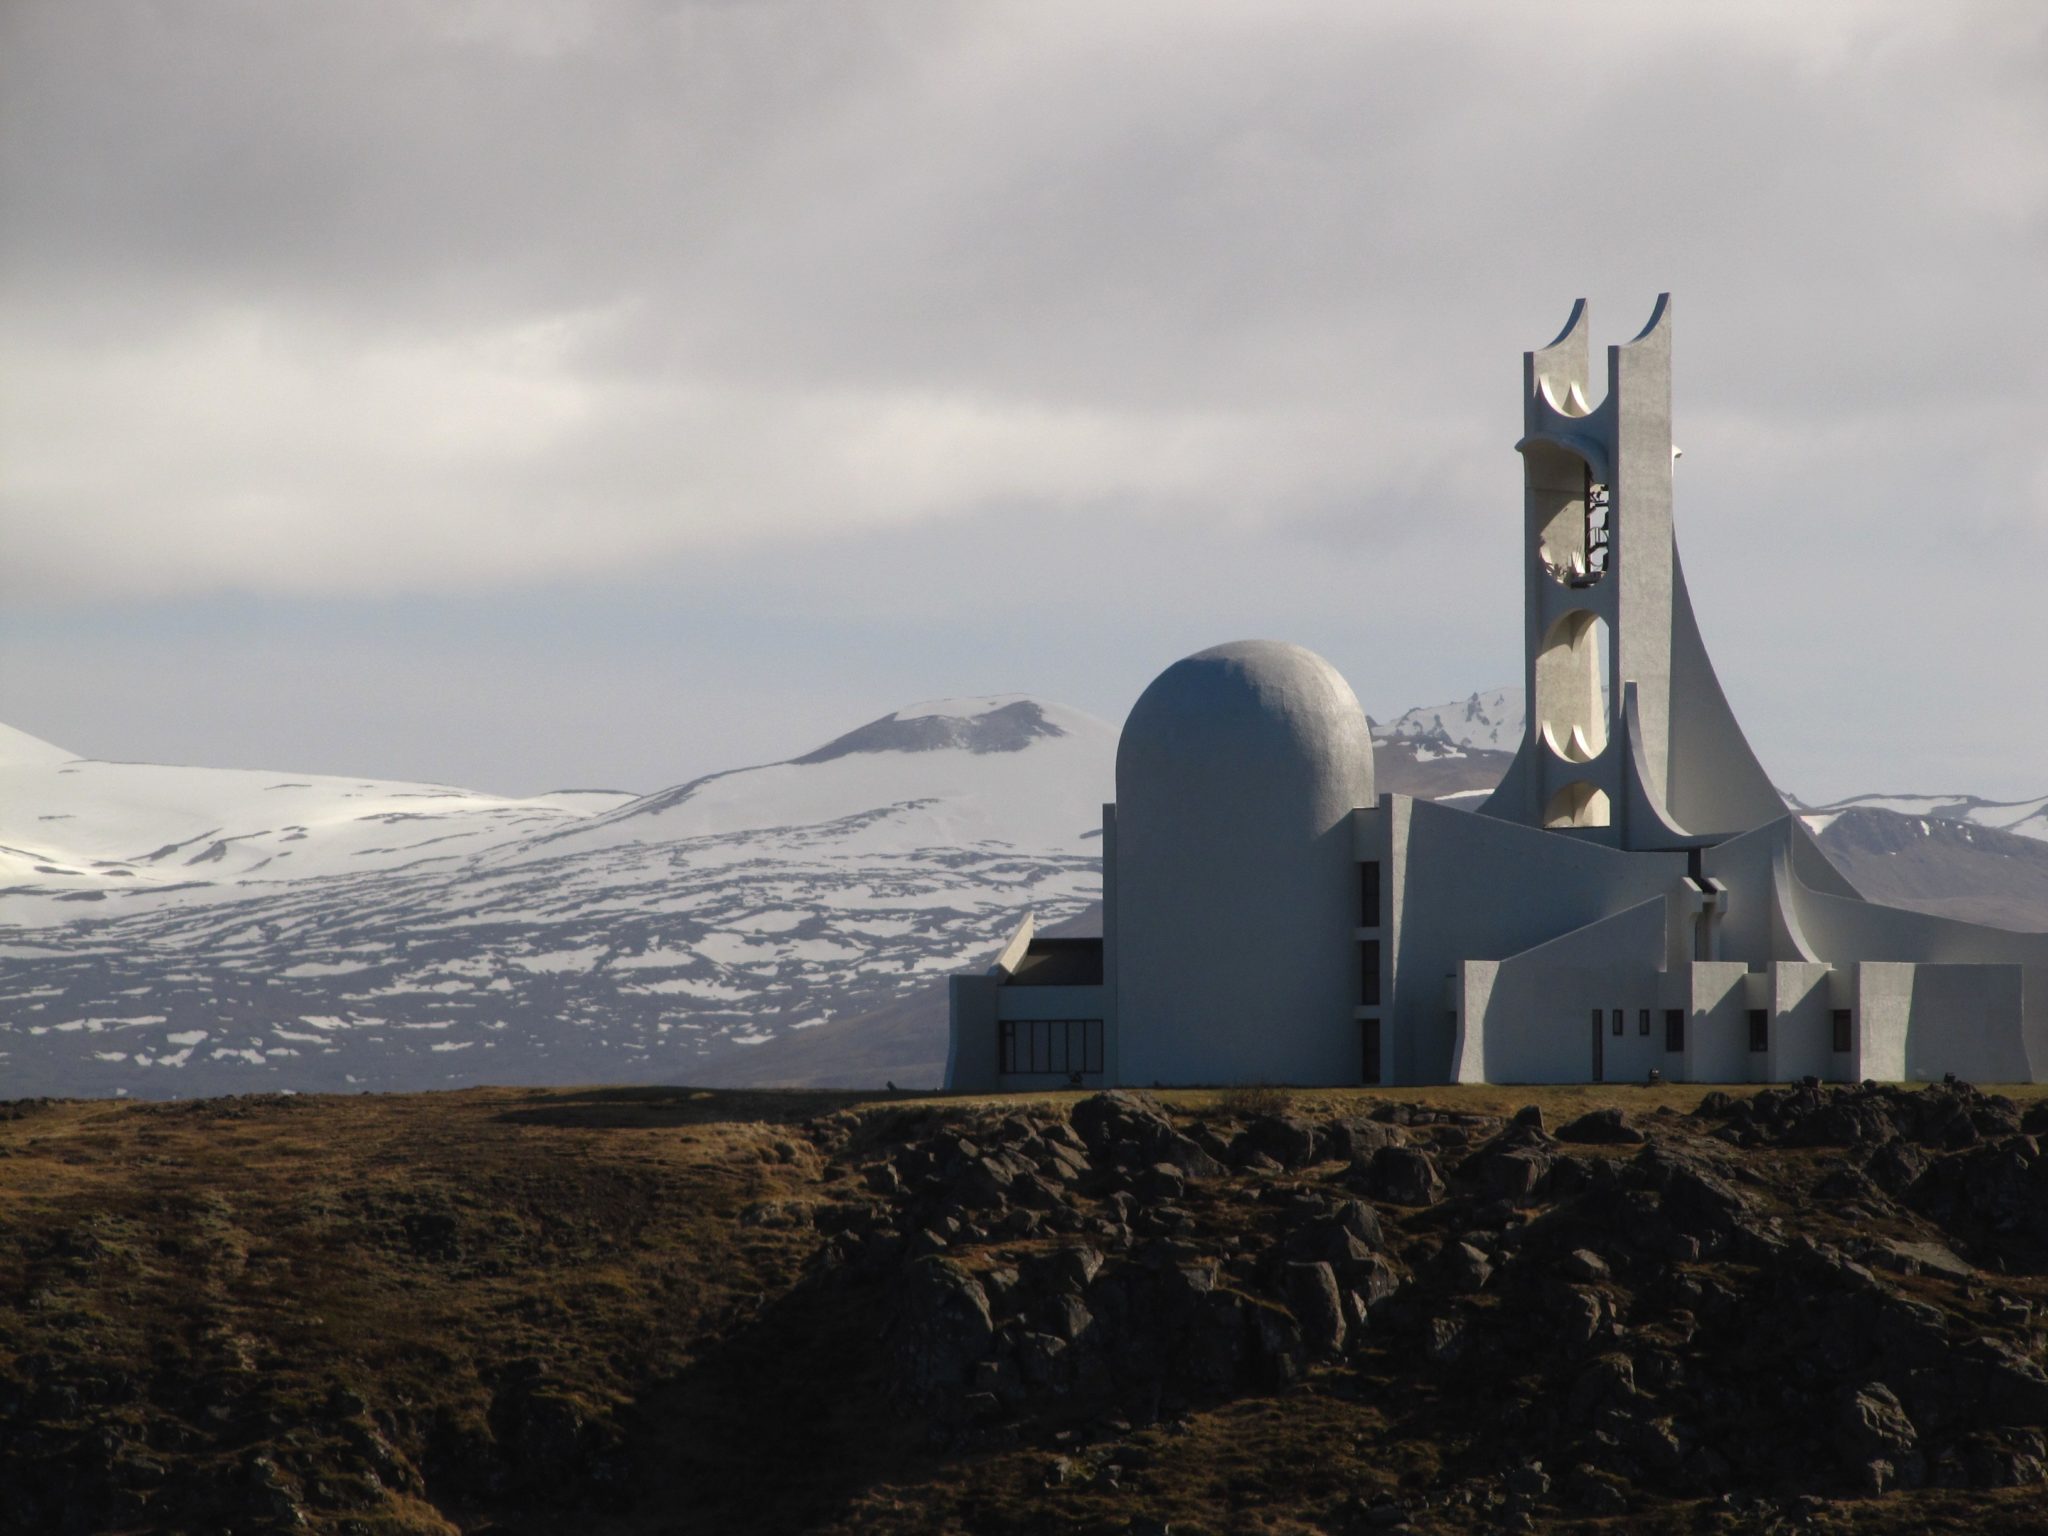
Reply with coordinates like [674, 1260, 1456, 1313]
[1116, 640, 1373, 821]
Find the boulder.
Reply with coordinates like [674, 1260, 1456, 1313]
[1930, 1428, 2048, 1490]
[1361, 1146, 1444, 1207]
[1252, 1306, 1306, 1386]
[1070, 1092, 1226, 1179]
[1557, 1109, 1646, 1145]
[1437, 1242, 1494, 1295]
[1479, 1149, 1551, 1204]
[1562, 1249, 1610, 1283]
[1232, 1115, 1320, 1170]
[1864, 1137, 1931, 1197]
[1046, 1245, 1105, 1292]
[1424, 1315, 1465, 1364]
[895, 1258, 996, 1400]
[1340, 1250, 1403, 1308]
[1834, 1382, 1917, 1462]
[1132, 1164, 1186, 1203]
[1284, 1261, 1347, 1355]
[1324, 1116, 1403, 1163]
[1331, 1198, 1387, 1250]
[1567, 1354, 1639, 1422]
[1503, 1462, 1549, 1497]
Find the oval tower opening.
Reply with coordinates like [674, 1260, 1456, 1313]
[1536, 609, 1610, 764]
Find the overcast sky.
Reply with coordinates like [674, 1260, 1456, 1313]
[2, 1, 2043, 801]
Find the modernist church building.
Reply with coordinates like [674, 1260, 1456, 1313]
[946, 296, 2048, 1089]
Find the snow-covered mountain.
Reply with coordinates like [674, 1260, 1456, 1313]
[0, 728, 633, 924]
[1794, 791, 2048, 846]
[5, 682, 2045, 1100]
[1366, 688, 1523, 802]
[0, 699, 1112, 1098]
[1374, 687, 1524, 753]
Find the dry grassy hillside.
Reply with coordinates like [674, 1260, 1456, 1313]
[4, 1081, 2048, 1534]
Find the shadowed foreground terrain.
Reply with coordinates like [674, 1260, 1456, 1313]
[6, 1081, 2048, 1534]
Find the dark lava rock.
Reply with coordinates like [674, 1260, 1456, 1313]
[1557, 1108, 1646, 1145]
[1284, 1261, 1347, 1356]
[1359, 1146, 1444, 1207]
[1834, 1381, 1918, 1462]
[1071, 1092, 1226, 1180]
[1435, 1241, 1494, 1294]
[894, 1258, 996, 1402]
[1912, 1134, 2048, 1266]
[1562, 1248, 1610, 1283]
[1231, 1114, 1322, 1170]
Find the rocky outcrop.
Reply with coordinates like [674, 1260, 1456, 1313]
[816, 1083, 2048, 1519]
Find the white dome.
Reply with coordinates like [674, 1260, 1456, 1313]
[1116, 640, 1374, 821]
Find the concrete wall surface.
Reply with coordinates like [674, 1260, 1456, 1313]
[1388, 797, 1683, 1082]
[1114, 641, 1373, 1086]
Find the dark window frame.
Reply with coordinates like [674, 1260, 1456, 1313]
[1831, 1008, 1853, 1053]
[999, 1018, 1104, 1076]
[1638, 1008, 1651, 1037]
[1748, 1009, 1769, 1053]
[1664, 1008, 1685, 1052]
[1360, 939, 1381, 1007]
[1361, 1017, 1381, 1085]
[1611, 1008, 1624, 1037]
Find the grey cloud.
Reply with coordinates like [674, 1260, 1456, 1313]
[0, 0, 2043, 799]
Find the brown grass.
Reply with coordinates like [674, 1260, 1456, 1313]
[3, 1080, 2045, 1534]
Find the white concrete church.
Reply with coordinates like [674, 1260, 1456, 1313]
[946, 296, 2048, 1090]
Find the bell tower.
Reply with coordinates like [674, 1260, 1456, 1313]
[1480, 296, 1785, 849]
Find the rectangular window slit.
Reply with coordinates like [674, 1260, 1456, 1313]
[1359, 861, 1381, 928]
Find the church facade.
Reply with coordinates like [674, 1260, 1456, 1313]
[946, 297, 2048, 1089]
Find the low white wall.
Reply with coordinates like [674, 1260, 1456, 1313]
[1766, 962, 1834, 1083]
[1686, 963, 1750, 1083]
[1854, 963, 1913, 1081]
[1905, 964, 2028, 1083]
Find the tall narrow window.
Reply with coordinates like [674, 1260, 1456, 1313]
[1361, 1018, 1381, 1085]
[1359, 861, 1381, 928]
[1664, 1009, 1685, 1052]
[1638, 1008, 1651, 1037]
[1748, 1009, 1769, 1053]
[1831, 1009, 1853, 1054]
[1360, 940, 1381, 1006]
